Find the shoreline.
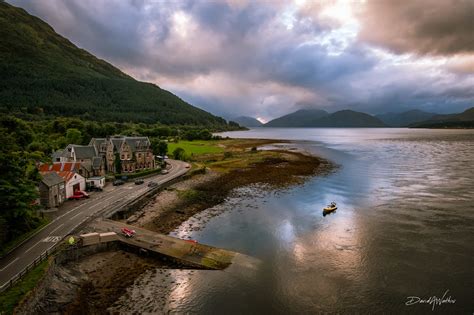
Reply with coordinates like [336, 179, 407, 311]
[22, 139, 334, 313]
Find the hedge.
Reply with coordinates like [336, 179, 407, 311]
[114, 167, 162, 179]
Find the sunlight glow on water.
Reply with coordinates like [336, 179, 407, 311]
[115, 128, 474, 314]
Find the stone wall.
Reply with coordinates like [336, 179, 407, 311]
[14, 242, 120, 315]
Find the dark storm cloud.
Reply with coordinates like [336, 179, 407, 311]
[262, 44, 377, 88]
[8, 0, 474, 119]
[359, 0, 474, 56]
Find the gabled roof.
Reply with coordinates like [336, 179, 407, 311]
[89, 138, 106, 146]
[92, 157, 102, 169]
[41, 172, 64, 187]
[125, 137, 150, 152]
[57, 171, 82, 183]
[39, 162, 83, 172]
[89, 138, 108, 152]
[52, 150, 63, 160]
[71, 145, 97, 159]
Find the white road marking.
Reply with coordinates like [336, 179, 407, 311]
[104, 196, 115, 202]
[42, 236, 62, 243]
[0, 257, 19, 271]
[69, 212, 82, 221]
[48, 223, 64, 236]
[24, 240, 41, 253]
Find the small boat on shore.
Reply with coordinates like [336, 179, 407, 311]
[323, 202, 337, 214]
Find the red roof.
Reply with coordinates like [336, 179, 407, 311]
[39, 162, 82, 172]
[56, 171, 78, 183]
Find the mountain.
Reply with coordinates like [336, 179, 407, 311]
[0, 2, 232, 127]
[232, 116, 263, 127]
[410, 107, 474, 128]
[313, 110, 386, 127]
[265, 109, 329, 127]
[376, 110, 437, 127]
[265, 109, 386, 127]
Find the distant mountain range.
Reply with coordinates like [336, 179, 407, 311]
[260, 107, 474, 128]
[376, 110, 437, 127]
[264, 109, 386, 127]
[410, 107, 474, 128]
[232, 116, 263, 127]
[264, 109, 329, 127]
[0, 2, 233, 127]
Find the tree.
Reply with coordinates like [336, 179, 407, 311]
[66, 128, 82, 144]
[0, 126, 41, 248]
[172, 147, 186, 161]
[198, 129, 212, 140]
[114, 152, 122, 173]
[157, 141, 168, 156]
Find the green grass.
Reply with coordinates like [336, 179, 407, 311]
[0, 259, 50, 314]
[0, 218, 49, 258]
[168, 140, 224, 156]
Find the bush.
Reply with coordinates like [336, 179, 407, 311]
[114, 167, 161, 179]
[173, 147, 186, 161]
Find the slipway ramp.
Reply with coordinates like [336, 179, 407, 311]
[87, 219, 259, 270]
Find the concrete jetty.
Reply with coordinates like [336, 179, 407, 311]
[86, 219, 257, 270]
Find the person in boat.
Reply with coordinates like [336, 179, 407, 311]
[324, 202, 337, 210]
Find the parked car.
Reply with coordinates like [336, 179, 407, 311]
[69, 191, 89, 200]
[148, 181, 158, 188]
[185, 164, 191, 168]
[135, 179, 144, 185]
[161, 170, 169, 175]
[77, 191, 89, 198]
[121, 227, 136, 238]
[113, 179, 124, 186]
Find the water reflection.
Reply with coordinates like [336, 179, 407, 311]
[115, 128, 474, 313]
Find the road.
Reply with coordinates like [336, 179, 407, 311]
[0, 159, 189, 290]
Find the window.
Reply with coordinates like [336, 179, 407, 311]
[121, 155, 125, 159]
[138, 153, 141, 158]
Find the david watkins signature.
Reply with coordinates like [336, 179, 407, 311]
[405, 290, 456, 311]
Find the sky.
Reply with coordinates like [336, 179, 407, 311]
[10, 0, 474, 122]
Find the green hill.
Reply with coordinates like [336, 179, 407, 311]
[410, 107, 474, 128]
[265, 109, 386, 127]
[264, 109, 329, 127]
[0, 2, 231, 127]
[376, 110, 437, 127]
[313, 110, 386, 127]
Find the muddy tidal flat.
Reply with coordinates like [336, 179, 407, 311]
[27, 139, 332, 314]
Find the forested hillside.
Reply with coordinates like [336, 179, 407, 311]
[0, 2, 233, 127]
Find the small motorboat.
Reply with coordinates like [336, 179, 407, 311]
[323, 202, 337, 213]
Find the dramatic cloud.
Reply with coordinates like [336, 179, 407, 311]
[9, 0, 474, 120]
[358, 0, 474, 56]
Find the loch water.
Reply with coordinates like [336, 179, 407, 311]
[116, 128, 474, 314]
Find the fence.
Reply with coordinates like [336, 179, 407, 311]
[0, 162, 188, 294]
[0, 246, 56, 294]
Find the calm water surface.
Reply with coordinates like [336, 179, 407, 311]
[117, 128, 474, 314]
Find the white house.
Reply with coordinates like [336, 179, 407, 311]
[86, 176, 105, 190]
[57, 171, 86, 198]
